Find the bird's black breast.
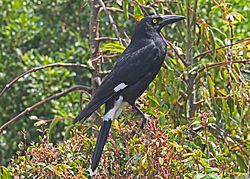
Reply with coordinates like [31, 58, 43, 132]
[120, 36, 167, 104]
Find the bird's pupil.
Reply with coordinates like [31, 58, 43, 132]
[153, 19, 157, 24]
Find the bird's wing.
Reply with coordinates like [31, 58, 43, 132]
[96, 42, 160, 95]
[74, 42, 161, 123]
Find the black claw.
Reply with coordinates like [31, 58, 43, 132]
[140, 117, 150, 129]
[131, 104, 150, 129]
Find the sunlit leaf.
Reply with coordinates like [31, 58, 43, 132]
[208, 76, 215, 97]
[102, 42, 125, 53]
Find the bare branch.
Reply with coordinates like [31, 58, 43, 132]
[194, 96, 233, 108]
[89, 0, 102, 125]
[193, 37, 250, 60]
[0, 85, 91, 133]
[98, 0, 123, 46]
[0, 63, 91, 97]
[90, 54, 120, 63]
[197, 59, 250, 73]
[129, 0, 157, 15]
[241, 69, 250, 75]
[179, 59, 250, 80]
[186, 0, 196, 120]
[106, 7, 134, 18]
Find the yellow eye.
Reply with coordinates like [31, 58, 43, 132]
[152, 18, 158, 24]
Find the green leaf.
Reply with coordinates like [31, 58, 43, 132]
[191, 117, 202, 130]
[147, 95, 160, 106]
[123, 1, 129, 19]
[208, 29, 216, 59]
[236, 154, 248, 172]
[137, 0, 145, 4]
[233, 12, 246, 22]
[141, 154, 148, 169]
[211, 27, 226, 37]
[0, 166, 12, 179]
[205, 166, 219, 173]
[63, 125, 74, 141]
[208, 76, 215, 97]
[206, 173, 220, 179]
[194, 173, 206, 179]
[217, 89, 227, 96]
[102, 42, 125, 53]
[133, 4, 144, 21]
[48, 117, 62, 142]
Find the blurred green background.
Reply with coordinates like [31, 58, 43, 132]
[0, 0, 249, 178]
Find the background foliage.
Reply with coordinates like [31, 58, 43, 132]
[0, 0, 249, 178]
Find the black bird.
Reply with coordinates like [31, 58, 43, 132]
[74, 15, 185, 176]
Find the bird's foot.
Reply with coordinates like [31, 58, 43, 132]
[140, 117, 151, 129]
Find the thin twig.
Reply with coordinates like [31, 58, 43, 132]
[179, 59, 250, 80]
[0, 85, 92, 133]
[0, 63, 91, 97]
[106, 7, 134, 18]
[241, 69, 250, 75]
[98, 0, 123, 46]
[193, 37, 250, 60]
[162, 35, 187, 66]
[209, 123, 248, 157]
[91, 54, 120, 63]
[197, 59, 250, 73]
[194, 95, 233, 108]
[129, 0, 157, 15]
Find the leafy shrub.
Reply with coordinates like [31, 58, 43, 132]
[3, 115, 248, 178]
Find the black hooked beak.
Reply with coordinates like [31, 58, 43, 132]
[159, 15, 185, 28]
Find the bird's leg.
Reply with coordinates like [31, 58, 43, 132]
[132, 104, 150, 129]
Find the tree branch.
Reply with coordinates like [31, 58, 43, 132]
[106, 7, 134, 18]
[241, 69, 250, 75]
[186, 0, 196, 121]
[129, 0, 157, 15]
[0, 85, 91, 133]
[161, 35, 187, 66]
[89, 0, 102, 125]
[193, 37, 250, 60]
[197, 59, 250, 73]
[98, 0, 123, 46]
[0, 63, 91, 97]
[179, 59, 250, 80]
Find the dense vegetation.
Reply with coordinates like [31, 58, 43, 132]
[0, 0, 249, 178]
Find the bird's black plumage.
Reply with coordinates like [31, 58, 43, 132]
[73, 15, 185, 176]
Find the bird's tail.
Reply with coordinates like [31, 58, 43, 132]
[88, 120, 112, 176]
[73, 94, 115, 123]
[73, 100, 101, 124]
[88, 99, 117, 176]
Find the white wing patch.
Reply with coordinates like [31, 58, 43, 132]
[103, 96, 125, 121]
[113, 83, 128, 92]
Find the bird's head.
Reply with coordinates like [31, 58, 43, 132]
[132, 15, 185, 39]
